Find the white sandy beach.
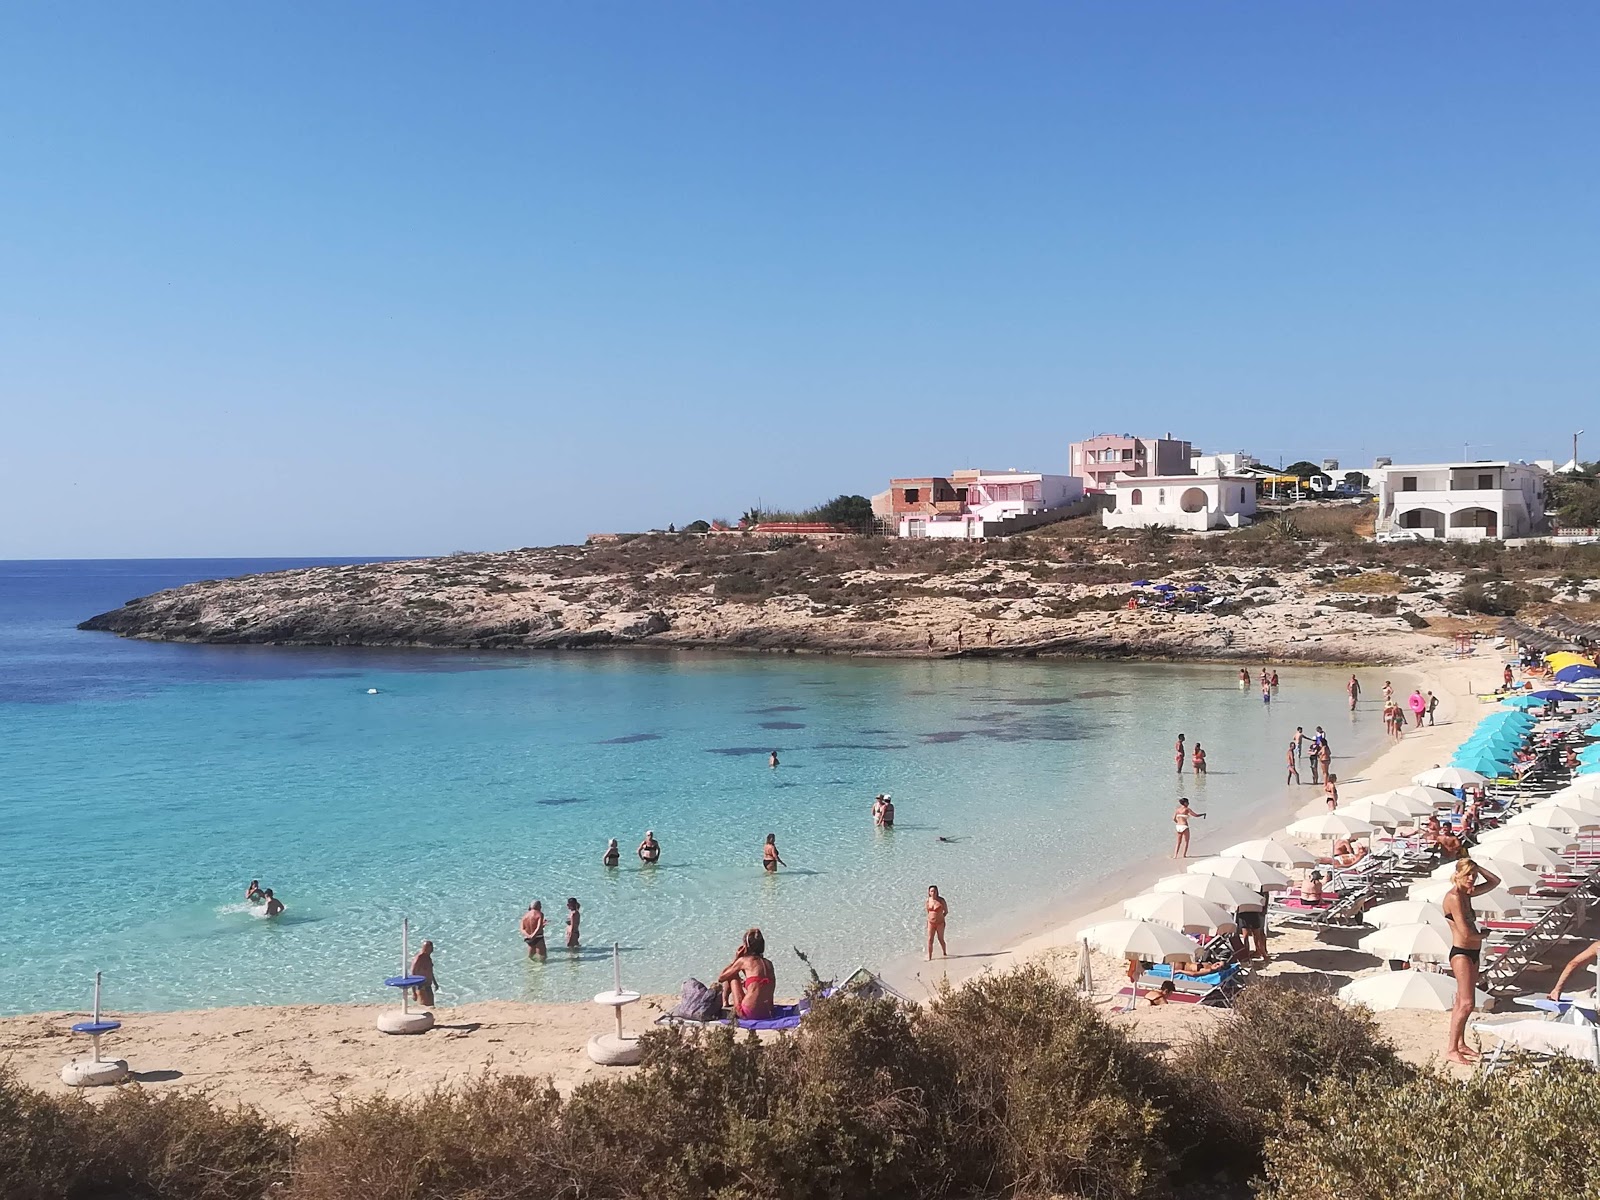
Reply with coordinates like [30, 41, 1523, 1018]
[0, 636, 1563, 1120]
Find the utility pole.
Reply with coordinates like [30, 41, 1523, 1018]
[1575, 430, 1584, 471]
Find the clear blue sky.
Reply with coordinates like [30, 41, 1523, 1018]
[3, 3, 1596, 557]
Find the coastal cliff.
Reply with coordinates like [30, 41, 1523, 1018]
[79, 535, 1459, 663]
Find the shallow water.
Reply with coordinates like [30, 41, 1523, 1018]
[1, 559, 1388, 1013]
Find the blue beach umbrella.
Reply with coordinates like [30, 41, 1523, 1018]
[1132, 580, 1152, 587]
[1153, 583, 1176, 592]
[1477, 715, 1533, 731]
[1530, 690, 1582, 702]
[1502, 695, 1547, 709]
[1184, 584, 1208, 593]
[1555, 665, 1600, 683]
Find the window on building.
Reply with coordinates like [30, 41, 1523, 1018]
[1158, 488, 1166, 504]
[1401, 477, 1417, 492]
[1129, 489, 1143, 506]
[1121, 448, 1134, 461]
[903, 488, 919, 503]
[1240, 487, 1247, 504]
[1478, 474, 1494, 490]
[955, 488, 968, 504]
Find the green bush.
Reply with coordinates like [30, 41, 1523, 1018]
[1260, 1057, 1600, 1200]
[1160, 983, 1409, 1180]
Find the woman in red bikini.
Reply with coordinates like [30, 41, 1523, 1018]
[718, 927, 775, 1021]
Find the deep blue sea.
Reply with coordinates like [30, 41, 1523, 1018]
[1, 559, 1383, 1014]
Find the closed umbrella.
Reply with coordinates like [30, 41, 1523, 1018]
[1121, 891, 1237, 934]
[1186, 856, 1291, 891]
[1475, 825, 1575, 853]
[1149, 873, 1266, 911]
[1286, 813, 1377, 841]
[1413, 767, 1489, 789]
[1363, 899, 1450, 932]
[1219, 837, 1318, 868]
[1079, 919, 1199, 965]
[1359, 922, 1452, 964]
[1339, 971, 1488, 1012]
[1337, 798, 1412, 828]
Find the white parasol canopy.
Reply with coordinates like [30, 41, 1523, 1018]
[1429, 857, 1543, 892]
[1475, 825, 1575, 853]
[1550, 778, 1600, 804]
[1363, 899, 1450, 932]
[1355, 785, 1451, 816]
[1406, 877, 1523, 915]
[1219, 837, 1318, 868]
[1121, 891, 1237, 934]
[1339, 970, 1488, 1012]
[1527, 793, 1600, 817]
[1471, 842, 1571, 873]
[1413, 767, 1489, 789]
[1286, 813, 1377, 841]
[1079, 919, 1199, 964]
[1336, 798, 1412, 828]
[1148, 873, 1266, 911]
[1358, 922, 1453, 964]
[1186, 856, 1291, 891]
[1507, 805, 1600, 833]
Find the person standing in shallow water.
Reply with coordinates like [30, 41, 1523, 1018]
[925, 886, 949, 960]
[1174, 733, 1186, 774]
[762, 833, 786, 873]
[564, 898, 580, 949]
[1285, 739, 1300, 785]
[602, 839, 619, 868]
[520, 902, 547, 961]
[1191, 743, 1207, 775]
[769, 750, 779, 769]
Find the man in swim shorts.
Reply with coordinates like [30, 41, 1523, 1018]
[520, 901, 547, 961]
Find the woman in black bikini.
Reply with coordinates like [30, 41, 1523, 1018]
[1442, 857, 1501, 1066]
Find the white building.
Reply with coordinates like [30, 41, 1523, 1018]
[1190, 450, 1258, 476]
[896, 471, 1082, 539]
[1373, 460, 1547, 541]
[1102, 475, 1257, 532]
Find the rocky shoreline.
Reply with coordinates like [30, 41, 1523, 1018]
[78, 538, 1459, 665]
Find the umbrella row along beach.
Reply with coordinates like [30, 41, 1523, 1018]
[1079, 647, 1600, 1045]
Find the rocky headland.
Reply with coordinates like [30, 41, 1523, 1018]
[79, 532, 1490, 663]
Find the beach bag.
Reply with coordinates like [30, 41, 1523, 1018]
[670, 977, 724, 1022]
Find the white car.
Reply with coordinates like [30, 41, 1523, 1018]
[1375, 528, 1429, 543]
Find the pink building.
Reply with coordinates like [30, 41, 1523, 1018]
[1069, 433, 1193, 493]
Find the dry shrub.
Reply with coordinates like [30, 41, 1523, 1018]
[1318, 571, 1406, 594]
[1160, 983, 1408, 1180]
[919, 965, 1170, 1199]
[0, 1069, 291, 1200]
[1260, 1056, 1600, 1200]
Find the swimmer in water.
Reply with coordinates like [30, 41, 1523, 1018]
[762, 833, 786, 873]
[638, 830, 661, 865]
[520, 901, 547, 961]
[769, 750, 780, 769]
[245, 879, 265, 904]
[262, 888, 285, 918]
[602, 838, 620, 868]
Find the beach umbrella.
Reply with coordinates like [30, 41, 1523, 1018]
[1354, 786, 1450, 816]
[1501, 694, 1549, 710]
[1079, 919, 1199, 965]
[1429, 857, 1544, 892]
[1286, 813, 1377, 841]
[1121, 892, 1237, 934]
[1186, 856, 1291, 891]
[1337, 798, 1412, 828]
[1339, 971, 1488, 1012]
[1507, 806, 1600, 833]
[1132, 580, 1152, 587]
[1153, 583, 1176, 592]
[1529, 689, 1581, 702]
[1149, 873, 1266, 911]
[1563, 679, 1600, 696]
[1451, 753, 1512, 778]
[1358, 922, 1452, 964]
[1405, 878, 1523, 915]
[1555, 665, 1600, 683]
[1219, 837, 1318, 868]
[1413, 767, 1489, 789]
[1183, 584, 1208, 593]
[1475, 825, 1576, 853]
[1533, 791, 1600, 815]
[1550, 779, 1600, 803]
[1546, 652, 1595, 672]
[1363, 899, 1450, 932]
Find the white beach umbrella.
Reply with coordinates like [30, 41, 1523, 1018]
[1475, 825, 1576, 853]
[1149, 873, 1266, 911]
[1336, 799, 1412, 828]
[1527, 792, 1600, 817]
[1405, 876, 1523, 914]
[1286, 813, 1377, 841]
[1359, 785, 1454, 815]
[1429, 857, 1544, 892]
[1413, 767, 1489, 789]
[1186, 856, 1291, 891]
[1079, 919, 1199, 965]
[1405, 878, 1454, 904]
[1121, 891, 1237, 934]
[1363, 899, 1450, 932]
[1472, 842, 1571, 873]
[1220, 837, 1318, 869]
[1507, 805, 1600, 833]
[1551, 778, 1600, 804]
[1339, 970, 1488, 1012]
[1358, 922, 1453, 964]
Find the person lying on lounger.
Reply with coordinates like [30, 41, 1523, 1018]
[1547, 940, 1600, 1002]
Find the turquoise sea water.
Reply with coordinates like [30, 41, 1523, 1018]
[2, 560, 1387, 1014]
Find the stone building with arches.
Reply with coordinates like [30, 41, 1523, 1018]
[1102, 474, 1257, 531]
